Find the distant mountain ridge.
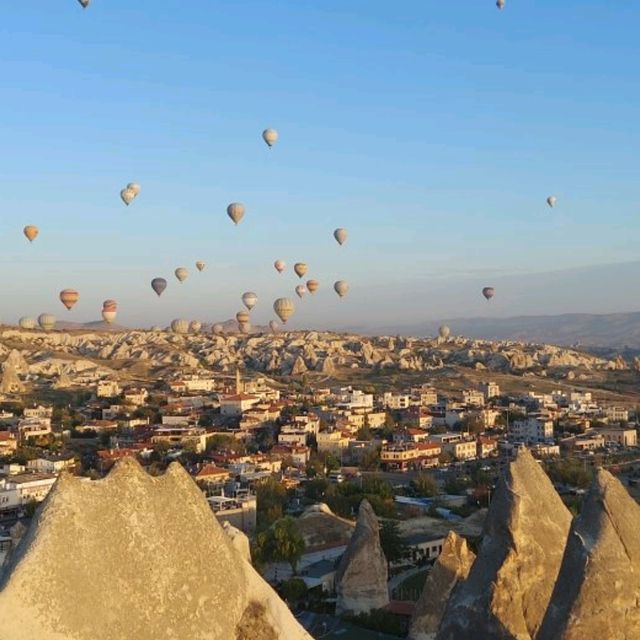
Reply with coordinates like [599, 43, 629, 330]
[377, 311, 640, 348]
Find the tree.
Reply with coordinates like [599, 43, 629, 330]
[356, 425, 373, 441]
[256, 517, 306, 574]
[257, 477, 288, 530]
[379, 520, 406, 566]
[359, 448, 380, 471]
[412, 473, 439, 497]
[280, 578, 308, 604]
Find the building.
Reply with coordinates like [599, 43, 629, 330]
[481, 381, 501, 400]
[277, 430, 308, 447]
[510, 417, 554, 444]
[605, 407, 630, 423]
[444, 439, 477, 461]
[26, 455, 75, 474]
[476, 436, 498, 458]
[383, 393, 411, 410]
[412, 386, 438, 407]
[336, 389, 374, 410]
[219, 393, 261, 417]
[463, 390, 485, 407]
[96, 380, 122, 398]
[123, 387, 149, 407]
[316, 430, 351, 456]
[75, 420, 118, 434]
[380, 442, 441, 471]
[195, 465, 230, 490]
[23, 405, 53, 419]
[208, 492, 257, 535]
[17, 418, 52, 444]
[151, 426, 210, 453]
[0, 473, 57, 512]
[597, 427, 637, 447]
[0, 431, 17, 456]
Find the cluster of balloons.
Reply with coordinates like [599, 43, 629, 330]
[120, 183, 141, 207]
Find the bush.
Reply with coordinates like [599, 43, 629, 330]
[343, 608, 407, 637]
[280, 577, 308, 603]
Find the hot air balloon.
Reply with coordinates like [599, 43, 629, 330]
[59, 289, 79, 311]
[175, 267, 188, 283]
[482, 287, 496, 300]
[273, 298, 295, 323]
[242, 292, 258, 311]
[120, 188, 136, 206]
[190, 320, 202, 333]
[102, 299, 118, 324]
[496, 0, 505, 9]
[333, 228, 347, 246]
[238, 321, 251, 334]
[19, 317, 36, 330]
[23, 225, 39, 243]
[439, 325, 451, 340]
[212, 323, 224, 335]
[236, 310, 250, 325]
[547, 195, 557, 208]
[334, 281, 349, 298]
[151, 278, 167, 297]
[195, 261, 206, 272]
[306, 279, 319, 295]
[262, 128, 279, 148]
[295, 285, 306, 299]
[78, 0, 90, 7]
[294, 263, 308, 279]
[227, 202, 245, 225]
[274, 259, 286, 274]
[150, 325, 161, 332]
[171, 319, 189, 334]
[38, 313, 56, 331]
[269, 320, 279, 334]
[127, 182, 141, 196]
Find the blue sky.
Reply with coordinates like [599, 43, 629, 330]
[1, 1, 639, 329]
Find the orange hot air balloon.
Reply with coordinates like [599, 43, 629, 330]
[294, 263, 308, 278]
[306, 279, 319, 294]
[60, 289, 79, 310]
[236, 310, 250, 325]
[23, 225, 39, 242]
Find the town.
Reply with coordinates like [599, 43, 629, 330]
[2, 342, 639, 638]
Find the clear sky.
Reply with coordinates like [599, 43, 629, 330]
[1, 1, 639, 330]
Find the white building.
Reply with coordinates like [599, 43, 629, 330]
[123, 387, 149, 406]
[336, 389, 374, 410]
[17, 418, 52, 444]
[219, 393, 261, 416]
[383, 392, 411, 410]
[510, 417, 554, 444]
[0, 473, 57, 512]
[23, 405, 53, 419]
[481, 381, 500, 400]
[605, 407, 630, 423]
[463, 390, 485, 407]
[26, 456, 75, 474]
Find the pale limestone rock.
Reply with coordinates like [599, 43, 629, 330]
[538, 469, 640, 640]
[335, 499, 389, 615]
[409, 532, 476, 640]
[223, 521, 252, 563]
[437, 449, 572, 640]
[0, 458, 311, 640]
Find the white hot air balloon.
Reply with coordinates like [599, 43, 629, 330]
[242, 292, 258, 311]
[227, 202, 245, 225]
[547, 195, 557, 208]
[127, 182, 141, 196]
[333, 228, 348, 246]
[274, 259, 286, 274]
[295, 285, 306, 299]
[19, 317, 36, 330]
[262, 128, 279, 148]
[334, 280, 349, 298]
[273, 298, 295, 323]
[175, 267, 188, 283]
[102, 310, 117, 324]
[171, 319, 189, 334]
[438, 325, 451, 341]
[120, 187, 136, 206]
[38, 313, 56, 331]
[195, 261, 206, 272]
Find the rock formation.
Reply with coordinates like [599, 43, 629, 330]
[537, 469, 640, 640]
[223, 520, 252, 563]
[409, 531, 475, 640]
[335, 499, 389, 615]
[437, 449, 572, 640]
[0, 458, 311, 640]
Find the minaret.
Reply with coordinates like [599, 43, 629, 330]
[235, 367, 242, 394]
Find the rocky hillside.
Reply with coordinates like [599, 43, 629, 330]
[0, 458, 312, 640]
[0, 327, 636, 390]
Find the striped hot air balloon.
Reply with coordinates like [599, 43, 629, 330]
[59, 289, 79, 311]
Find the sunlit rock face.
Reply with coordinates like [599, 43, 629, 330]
[335, 499, 389, 615]
[538, 469, 640, 640]
[0, 458, 311, 640]
[437, 449, 572, 640]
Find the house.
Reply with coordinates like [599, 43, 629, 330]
[96, 380, 121, 398]
[277, 430, 308, 447]
[383, 392, 412, 410]
[476, 436, 498, 458]
[481, 382, 500, 400]
[380, 442, 440, 471]
[0, 431, 17, 456]
[604, 407, 630, 423]
[509, 416, 554, 444]
[195, 464, 230, 489]
[75, 420, 118, 434]
[412, 385, 438, 407]
[23, 405, 53, 419]
[17, 418, 52, 444]
[219, 394, 261, 417]
[335, 389, 374, 410]
[316, 431, 351, 456]
[271, 444, 310, 467]
[0, 473, 57, 512]
[26, 455, 75, 474]
[151, 426, 210, 453]
[463, 390, 485, 407]
[597, 426, 637, 447]
[123, 387, 149, 407]
[208, 492, 257, 535]
[444, 439, 477, 461]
